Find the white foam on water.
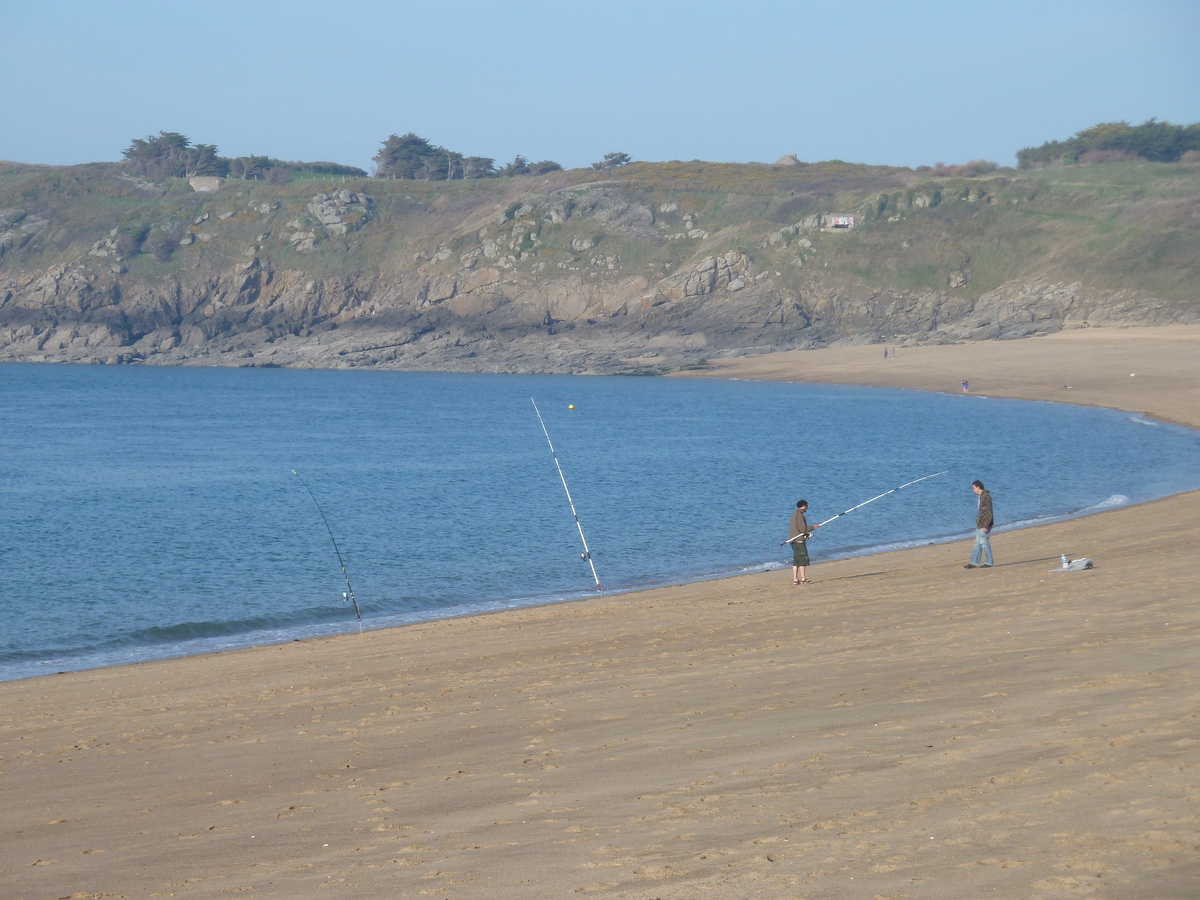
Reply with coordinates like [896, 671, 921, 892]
[1003, 493, 1130, 531]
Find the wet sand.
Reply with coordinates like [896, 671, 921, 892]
[2, 326, 1198, 899]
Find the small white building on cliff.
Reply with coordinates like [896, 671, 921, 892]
[188, 176, 223, 193]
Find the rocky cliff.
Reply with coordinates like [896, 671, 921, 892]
[1, 160, 1197, 373]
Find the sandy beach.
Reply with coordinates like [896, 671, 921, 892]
[2, 325, 1198, 900]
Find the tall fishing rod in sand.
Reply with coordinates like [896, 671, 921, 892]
[292, 469, 363, 633]
[782, 470, 949, 544]
[531, 398, 602, 592]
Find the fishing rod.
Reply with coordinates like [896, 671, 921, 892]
[782, 470, 949, 544]
[292, 469, 363, 632]
[531, 398, 602, 591]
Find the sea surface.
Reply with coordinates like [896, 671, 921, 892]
[2, 363, 1198, 682]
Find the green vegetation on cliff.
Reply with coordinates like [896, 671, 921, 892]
[121, 131, 368, 183]
[1018, 119, 1200, 168]
[1, 153, 1197, 372]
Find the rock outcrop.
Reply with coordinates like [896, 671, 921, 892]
[1, 162, 1196, 373]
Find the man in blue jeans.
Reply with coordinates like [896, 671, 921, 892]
[965, 480, 994, 568]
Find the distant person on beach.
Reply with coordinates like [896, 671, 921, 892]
[965, 480, 994, 568]
[962, 379, 969, 392]
[788, 500, 820, 584]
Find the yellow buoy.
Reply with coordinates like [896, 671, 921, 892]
[568, 404, 575, 410]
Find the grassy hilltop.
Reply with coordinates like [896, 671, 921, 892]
[1, 157, 1197, 372]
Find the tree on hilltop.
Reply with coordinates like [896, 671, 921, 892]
[122, 132, 370, 183]
[373, 134, 560, 180]
[1017, 119, 1200, 168]
[592, 151, 631, 170]
[498, 155, 530, 176]
[497, 156, 561, 177]
[183, 143, 225, 177]
[374, 133, 444, 179]
[228, 155, 271, 180]
[463, 156, 497, 178]
[121, 132, 366, 182]
[122, 132, 226, 179]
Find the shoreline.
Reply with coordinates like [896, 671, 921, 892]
[6, 445, 1184, 686]
[3, 325, 1199, 899]
[11, 363, 1197, 686]
[676, 324, 1200, 430]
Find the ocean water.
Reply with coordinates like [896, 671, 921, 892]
[1, 363, 1198, 682]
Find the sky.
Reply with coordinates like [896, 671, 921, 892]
[3, 1, 1198, 173]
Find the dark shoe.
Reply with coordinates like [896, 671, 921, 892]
[964, 564, 978, 569]
[980, 564, 994, 568]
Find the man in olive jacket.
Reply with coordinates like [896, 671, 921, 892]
[788, 500, 820, 584]
[965, 480, 994, 568]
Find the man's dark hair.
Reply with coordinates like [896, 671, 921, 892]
[972, 480, 985, 489]
[796, 499, 808, 508]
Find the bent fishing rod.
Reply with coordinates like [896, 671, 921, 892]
[292, 469, 363, 632]
[782, 470, 949, 544]
[531, 398, 602, 591]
